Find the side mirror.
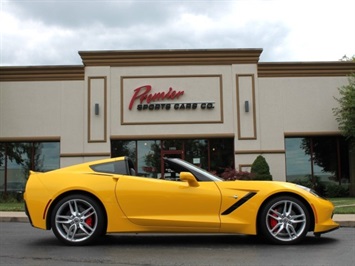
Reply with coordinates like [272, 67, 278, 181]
[180, 172, 199, 187]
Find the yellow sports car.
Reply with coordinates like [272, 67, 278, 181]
[24, 156, 339, 246]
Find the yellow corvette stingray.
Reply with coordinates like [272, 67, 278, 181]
[24, 156, 339, 246]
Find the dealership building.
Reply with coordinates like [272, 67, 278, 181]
[1, 49, 354, 193]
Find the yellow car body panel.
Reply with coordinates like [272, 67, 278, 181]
[215, 181, 338, 235]
[24, 156, 339, 245]
[115, 175, 221, 230]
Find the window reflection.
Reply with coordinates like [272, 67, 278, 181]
[162, 140, 183, 151]
[6, 143, 29, 192]
[310, 137, 338, 183]
[111, 138, 234, 177]
[138, 140, 161, 177]
[39, 142, 60, 172]
[0, 143, 4, 187]
[0, 142, 60, 192]
[285, 137, 349, 186]
[185, 139, 208, 169]
[209, 139, 234, 175]
[285, 138, 312, 181]
[111, 140, 136, 165]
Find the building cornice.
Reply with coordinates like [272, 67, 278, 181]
[79, 49, 263, 66]
[258, 62, 355, 77]
[0, 65, 85, 81]
[1, 51, 355, 81]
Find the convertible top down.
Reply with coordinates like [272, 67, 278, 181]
[24, 156, 339, 245]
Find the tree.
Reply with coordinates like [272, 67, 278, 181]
[333, 73, 355, 148]
[143, 141, 161, 177]
[333, 55, 355, 196]
[251, 155, 272, 181]
[340, 55, 355, 62]
[0, 143, 24, 167]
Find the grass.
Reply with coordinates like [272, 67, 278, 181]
[0, 197, 354, 213]
[0, 192, 25, 211]
[329, 197, 355, 214]
[0, 202, 25, 211]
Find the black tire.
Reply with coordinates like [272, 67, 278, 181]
[259, 195, 310, 245]
[51, 194, 105, 246]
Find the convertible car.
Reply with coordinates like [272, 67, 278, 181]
[24, 156, 339, 246]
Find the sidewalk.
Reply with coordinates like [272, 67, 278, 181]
[0, 211, 354, 227]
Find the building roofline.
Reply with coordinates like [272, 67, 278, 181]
[258, 61, 355, 77]
[0, 65, 85, 81]
[78, 48, 264, 66]
[1, 49, 355, 81]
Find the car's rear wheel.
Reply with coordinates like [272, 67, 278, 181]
[51, 194, 105, 246]
[259, 195, 310, 244]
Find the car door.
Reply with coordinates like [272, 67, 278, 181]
[115, 175, 221, 230]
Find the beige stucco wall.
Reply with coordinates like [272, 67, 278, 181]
[0, 80, 85, 164]
[253, 76, 347, 180]
[259, 77, 344, 133]
[0, 62, 351, 181]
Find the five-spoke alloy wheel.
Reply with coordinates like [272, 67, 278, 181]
[259, 196, 310, 244]
[51, 194, 105, 246]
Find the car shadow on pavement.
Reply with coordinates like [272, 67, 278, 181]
[27, 233, 339, 247]
[94, 233, 338, 247]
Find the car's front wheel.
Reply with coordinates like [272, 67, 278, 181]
[51, 194, 105, 245]
[259, 196, 310, 244]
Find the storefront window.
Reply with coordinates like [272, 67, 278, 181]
[162, 140, 183, 151]
[0, 141, 60, 192]
[184, 139, 208, 169]
[111, 140, 136, 165]
[111, 138, 234, 177]
[6, 143, 29, 192]
[311, 137, 338, 183]
[285, 138, 312, 181]
[285, 136, 350, 196]
[209, 139, 234, 175]
[39, 142, 60, 171]
[0, 144, 4, 193]
[137, 140, 161, 177]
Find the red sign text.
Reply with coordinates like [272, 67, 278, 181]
[129, 85, 184, 110]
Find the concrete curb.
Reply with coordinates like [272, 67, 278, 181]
[0, 212, 354, 227]
[0, 212, 29, 223]
[332, 214, 355, 228]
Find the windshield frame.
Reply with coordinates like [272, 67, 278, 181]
[164, 158, 223, 182]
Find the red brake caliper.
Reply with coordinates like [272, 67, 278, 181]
[269, 209, 278, 228]
[85, 217, 93, 227]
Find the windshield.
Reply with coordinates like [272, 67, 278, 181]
[164, 158, 223, 182]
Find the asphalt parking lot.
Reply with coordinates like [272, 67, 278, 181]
[0, 221, 354, 266]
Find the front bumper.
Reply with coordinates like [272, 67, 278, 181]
[312, 200, 340, 234]
[314, 218, 340, 234]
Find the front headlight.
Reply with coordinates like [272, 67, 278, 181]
[295, 184, 321, 198]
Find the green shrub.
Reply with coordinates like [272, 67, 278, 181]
[291, 178, 313, 189]
[291, 177, 325, 196]
[324, 183, 349, 198]
[0, 192, 24, 203]
[220, 168, 254, 180]
[251, 155, 272, 180]
[290, 178, 349, 197]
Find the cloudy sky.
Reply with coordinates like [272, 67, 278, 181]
[1, 0, 354, 66]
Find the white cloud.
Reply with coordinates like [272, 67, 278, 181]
[1, 0, 354, 66]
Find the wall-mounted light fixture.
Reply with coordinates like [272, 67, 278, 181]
[244, 100, 249, 113]
[94, 103, 100, 116]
